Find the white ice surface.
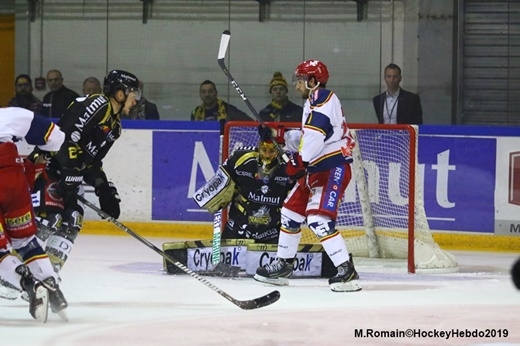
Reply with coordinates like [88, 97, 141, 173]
[1, 234, 519, 346]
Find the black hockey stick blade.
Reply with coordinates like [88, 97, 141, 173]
[237, 289, 280, 310]
[78, 195, 280, 310]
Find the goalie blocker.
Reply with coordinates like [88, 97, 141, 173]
[162, 239, 337, 278]
[192, 167, 235, 213]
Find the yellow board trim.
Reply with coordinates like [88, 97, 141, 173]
[81, 221, 520, 253]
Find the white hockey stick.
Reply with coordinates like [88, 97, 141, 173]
[210, 123, 241, 277]
[78, 195, 280, 310]
[217, 30, 289, 164]
[212, 210, 222, 265]
[211, 129, 224, 265]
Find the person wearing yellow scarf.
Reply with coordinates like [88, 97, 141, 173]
[258, 72, 303, 122]
[191, 80, 252, 122]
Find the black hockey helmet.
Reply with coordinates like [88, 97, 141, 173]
[103, 70, 141, 100]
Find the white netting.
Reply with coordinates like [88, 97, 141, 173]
[224, 122, 458, 272]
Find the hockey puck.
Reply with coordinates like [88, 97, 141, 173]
[511, 257, 520, 290]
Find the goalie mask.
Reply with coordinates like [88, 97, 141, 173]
[258, 138, 282, 176]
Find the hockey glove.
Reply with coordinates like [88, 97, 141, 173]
[286, 153, 308, 179]
[95, 181, 121, 219]
[258, 125, 274, 142]
[58, 167, 83, 200]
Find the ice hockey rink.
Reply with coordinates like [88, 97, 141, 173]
[1, 234, 519, 346]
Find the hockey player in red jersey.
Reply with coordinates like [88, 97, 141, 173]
[33, 70, 141, 273]
[254, 60, 361, 292]
[0, 107, 68, 322]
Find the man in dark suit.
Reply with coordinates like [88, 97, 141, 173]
[42, 69, 80, 118]
[372, 63, 423, 125]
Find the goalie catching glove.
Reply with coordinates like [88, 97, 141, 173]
[95, 181, 121, 218]
[193, 166, 236, 213]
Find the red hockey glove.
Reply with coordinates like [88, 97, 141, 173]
[286, 153, 307, 179]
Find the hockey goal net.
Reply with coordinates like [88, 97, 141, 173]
[223, 121, 458, 273]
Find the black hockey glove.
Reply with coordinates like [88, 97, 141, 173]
[258, 125, 274, 142]
[58, 167, 83, 203]
[95, 181, 121, 219]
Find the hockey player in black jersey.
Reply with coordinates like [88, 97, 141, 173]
[194, 125, 294, 244]
[32, 70, 141, 275]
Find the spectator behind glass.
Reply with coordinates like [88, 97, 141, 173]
[258, 71, 302, 122]
[7, 74, 44, 116]
[82, 76, 102, 95]
[124, 80, 160, 120]
[372, 63, 423, 125]
[191, 80, 252, 123]
[42, 69, 80, 118]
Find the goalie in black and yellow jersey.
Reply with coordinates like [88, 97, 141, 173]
[193, 125, 294, 244]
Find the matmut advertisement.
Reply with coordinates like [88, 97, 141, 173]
[151, 125, 520, 236]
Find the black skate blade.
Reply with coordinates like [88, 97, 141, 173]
[213, 263, 241, 277]
[236, 290, 280, 310]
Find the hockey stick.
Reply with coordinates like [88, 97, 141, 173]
[77, 195, 280, 310]
[212, 210, 222, 264]
[209, 121, 241, 277]
[211, 124, 224, 266]
[217, 30, 290, 164]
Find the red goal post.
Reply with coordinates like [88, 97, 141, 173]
[223, 121, 458, 274]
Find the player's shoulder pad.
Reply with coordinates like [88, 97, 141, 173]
[310, 89, 334, 107]
[232, 148, 259, 168]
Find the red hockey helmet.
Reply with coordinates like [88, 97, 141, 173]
[294, 60, 329, 84]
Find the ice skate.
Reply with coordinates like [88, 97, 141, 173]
[21, 273, 60, 303]
[329, 259, 362, 292]
[254, 258, 294, 286]
[15, 265, 49, 323]
[42, 277, 68, 322]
